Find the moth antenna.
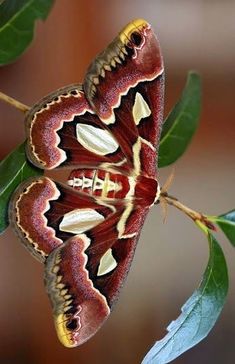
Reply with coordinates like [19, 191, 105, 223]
[161, 168, 175, 195]
[160, 195, 168, 224]
[158, 168, 175, 223]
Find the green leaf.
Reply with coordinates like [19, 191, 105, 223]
[142, 231, 228, 364]
[0, 142, 43, 233]
[158, 72, 201, 168]
[209, 210, 235, 246]
[0, 0, 54, 65]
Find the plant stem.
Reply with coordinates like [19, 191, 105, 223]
[160, 191, 216, 231]
[0, 91, 30, 113]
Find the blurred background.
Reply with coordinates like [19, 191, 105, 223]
[0, 0, 235, 363]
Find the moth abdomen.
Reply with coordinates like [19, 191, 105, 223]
[67, 168, 132, 199]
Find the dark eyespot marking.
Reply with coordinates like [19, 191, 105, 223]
[65, 306, 77, 315]
[125, 44, 134, 57]
[66, 318, 78, 331]
[131, 31, 142, 47]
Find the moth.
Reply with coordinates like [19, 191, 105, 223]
[9, 18, 164, 347]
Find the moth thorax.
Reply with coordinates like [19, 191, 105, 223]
[68, 169, 131, 199]
[135, 176, 159, 206]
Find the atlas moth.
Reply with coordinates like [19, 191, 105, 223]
[9, 18, 164, 347]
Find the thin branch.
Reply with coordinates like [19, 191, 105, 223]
[160, 191, 216, 231]
[0, 91, 30, 113]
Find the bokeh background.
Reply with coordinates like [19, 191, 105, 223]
[0, 1, 235, 363]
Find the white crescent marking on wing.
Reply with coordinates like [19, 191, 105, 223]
[97, 248, 117, 276]
[76, 123, 119, 155]
[59, 208, 105, 234]
[132, 92, 151, 125]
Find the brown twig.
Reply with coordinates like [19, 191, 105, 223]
[160, 191, 216, 231]
[0, 91, 30, 113]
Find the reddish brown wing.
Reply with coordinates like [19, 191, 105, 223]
[9, 174, 149, 347]
[25, 19, 164, 179]
[44, 203, 149, 347]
